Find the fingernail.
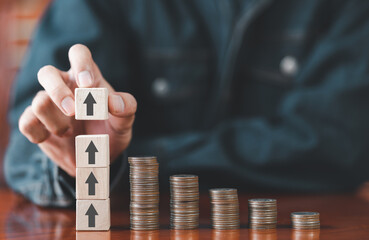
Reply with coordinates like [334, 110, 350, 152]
[61, 96, 75, 115]
[111, 95, 125, 113]
[78, 71, 93, 87]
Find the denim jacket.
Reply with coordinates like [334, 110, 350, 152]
[5, 0, 369, 206]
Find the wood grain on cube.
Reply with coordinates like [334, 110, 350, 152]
[75, 88, 108, 120]
[76, 134, 109, 168]
[76, 199, 110, 231]
[76, 167, 109, 200]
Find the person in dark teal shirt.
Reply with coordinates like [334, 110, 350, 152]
[5, 0, 369, 206]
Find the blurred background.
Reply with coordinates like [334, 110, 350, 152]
[0, 0, 50, 186]
[1, 1, 368, 193]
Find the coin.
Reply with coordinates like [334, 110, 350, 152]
[291, 212, 320, 230]
[210, 188, 240, 230]
[129, 156, 160, 230]
[170, 174, 199, 230]
[248, 198, 277, 229]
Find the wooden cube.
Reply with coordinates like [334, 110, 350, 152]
[76, 167, 109, 200]
[75, 88, 108, 120]
[76, 134, 109, 168]
[76, 199, 110, 231]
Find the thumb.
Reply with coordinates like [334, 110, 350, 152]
[107, 92, 137, 135]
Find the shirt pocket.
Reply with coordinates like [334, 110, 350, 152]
[236, 29, 315, 117]
[134, 48, 211, 135]
[245, 30, 311, 86]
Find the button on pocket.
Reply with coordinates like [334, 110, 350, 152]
[152, 77, 170, 98]
[280, 55, 299, 77]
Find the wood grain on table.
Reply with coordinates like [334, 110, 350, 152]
[1, 185, 369, 240]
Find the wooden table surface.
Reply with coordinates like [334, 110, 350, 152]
[1, 186, 369, 240]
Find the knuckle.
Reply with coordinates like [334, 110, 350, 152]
[115, 127, 132, 139]
[32, 91, 52, 115]
[28, 134, 44, 144]
[123, 128, 133, 139]
[48, 83, 67, 98]
[18, 110, 32, 135]
[50, 125, 69, 137]
[19, 109, 47, 144]
[113, 117, 135, 135]
[29, 126, 48, 143]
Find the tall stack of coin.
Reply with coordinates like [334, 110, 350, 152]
[170, 175, 199, 229]
[210, 188, 240, 230]
[248, 199, 277, 229]
[291, 212, 320, 230]
[129, 156, 159, 230]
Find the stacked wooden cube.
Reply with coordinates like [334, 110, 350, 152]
[75, 88, 110, 231]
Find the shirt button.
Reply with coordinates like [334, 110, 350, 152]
[152, 77, 170, 97]
[280, 56, 298, 76]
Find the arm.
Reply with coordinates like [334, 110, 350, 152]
[4, 0, 134, 206]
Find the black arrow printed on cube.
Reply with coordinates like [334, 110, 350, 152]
[83, 92, 96, 116]
[86, 172, 98, 196]
[85, 204, 98, 227]
[86, 141, 98, 164]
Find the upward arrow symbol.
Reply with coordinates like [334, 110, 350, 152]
[85, 172, 98, 196]
[85, 141, 98, 164]
[85, 204, 98, 227]
[83, 92, 96, 116]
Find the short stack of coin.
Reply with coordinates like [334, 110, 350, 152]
[291, 212, 320, 230]
[129, 156, 159, 230]
[210, 188, 240, 230]
[248, 199, 277, 229]
[170, 174, 199, 229]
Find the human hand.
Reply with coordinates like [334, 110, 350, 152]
[19, 44, 137, 176]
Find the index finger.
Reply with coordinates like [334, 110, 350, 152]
[37, 65, 75, 116]
[68, 44, 114, 92]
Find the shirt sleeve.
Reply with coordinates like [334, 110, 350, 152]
[4, 0, 129, 207]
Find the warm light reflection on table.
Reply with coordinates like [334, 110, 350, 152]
[0, 188, 369, 239]
[130, 230, 160, 240]
[249, 229, 277, 240]
[170, 229, 199, 240]
[212, 229, 240, 240]
[291, 229, 320, 240]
